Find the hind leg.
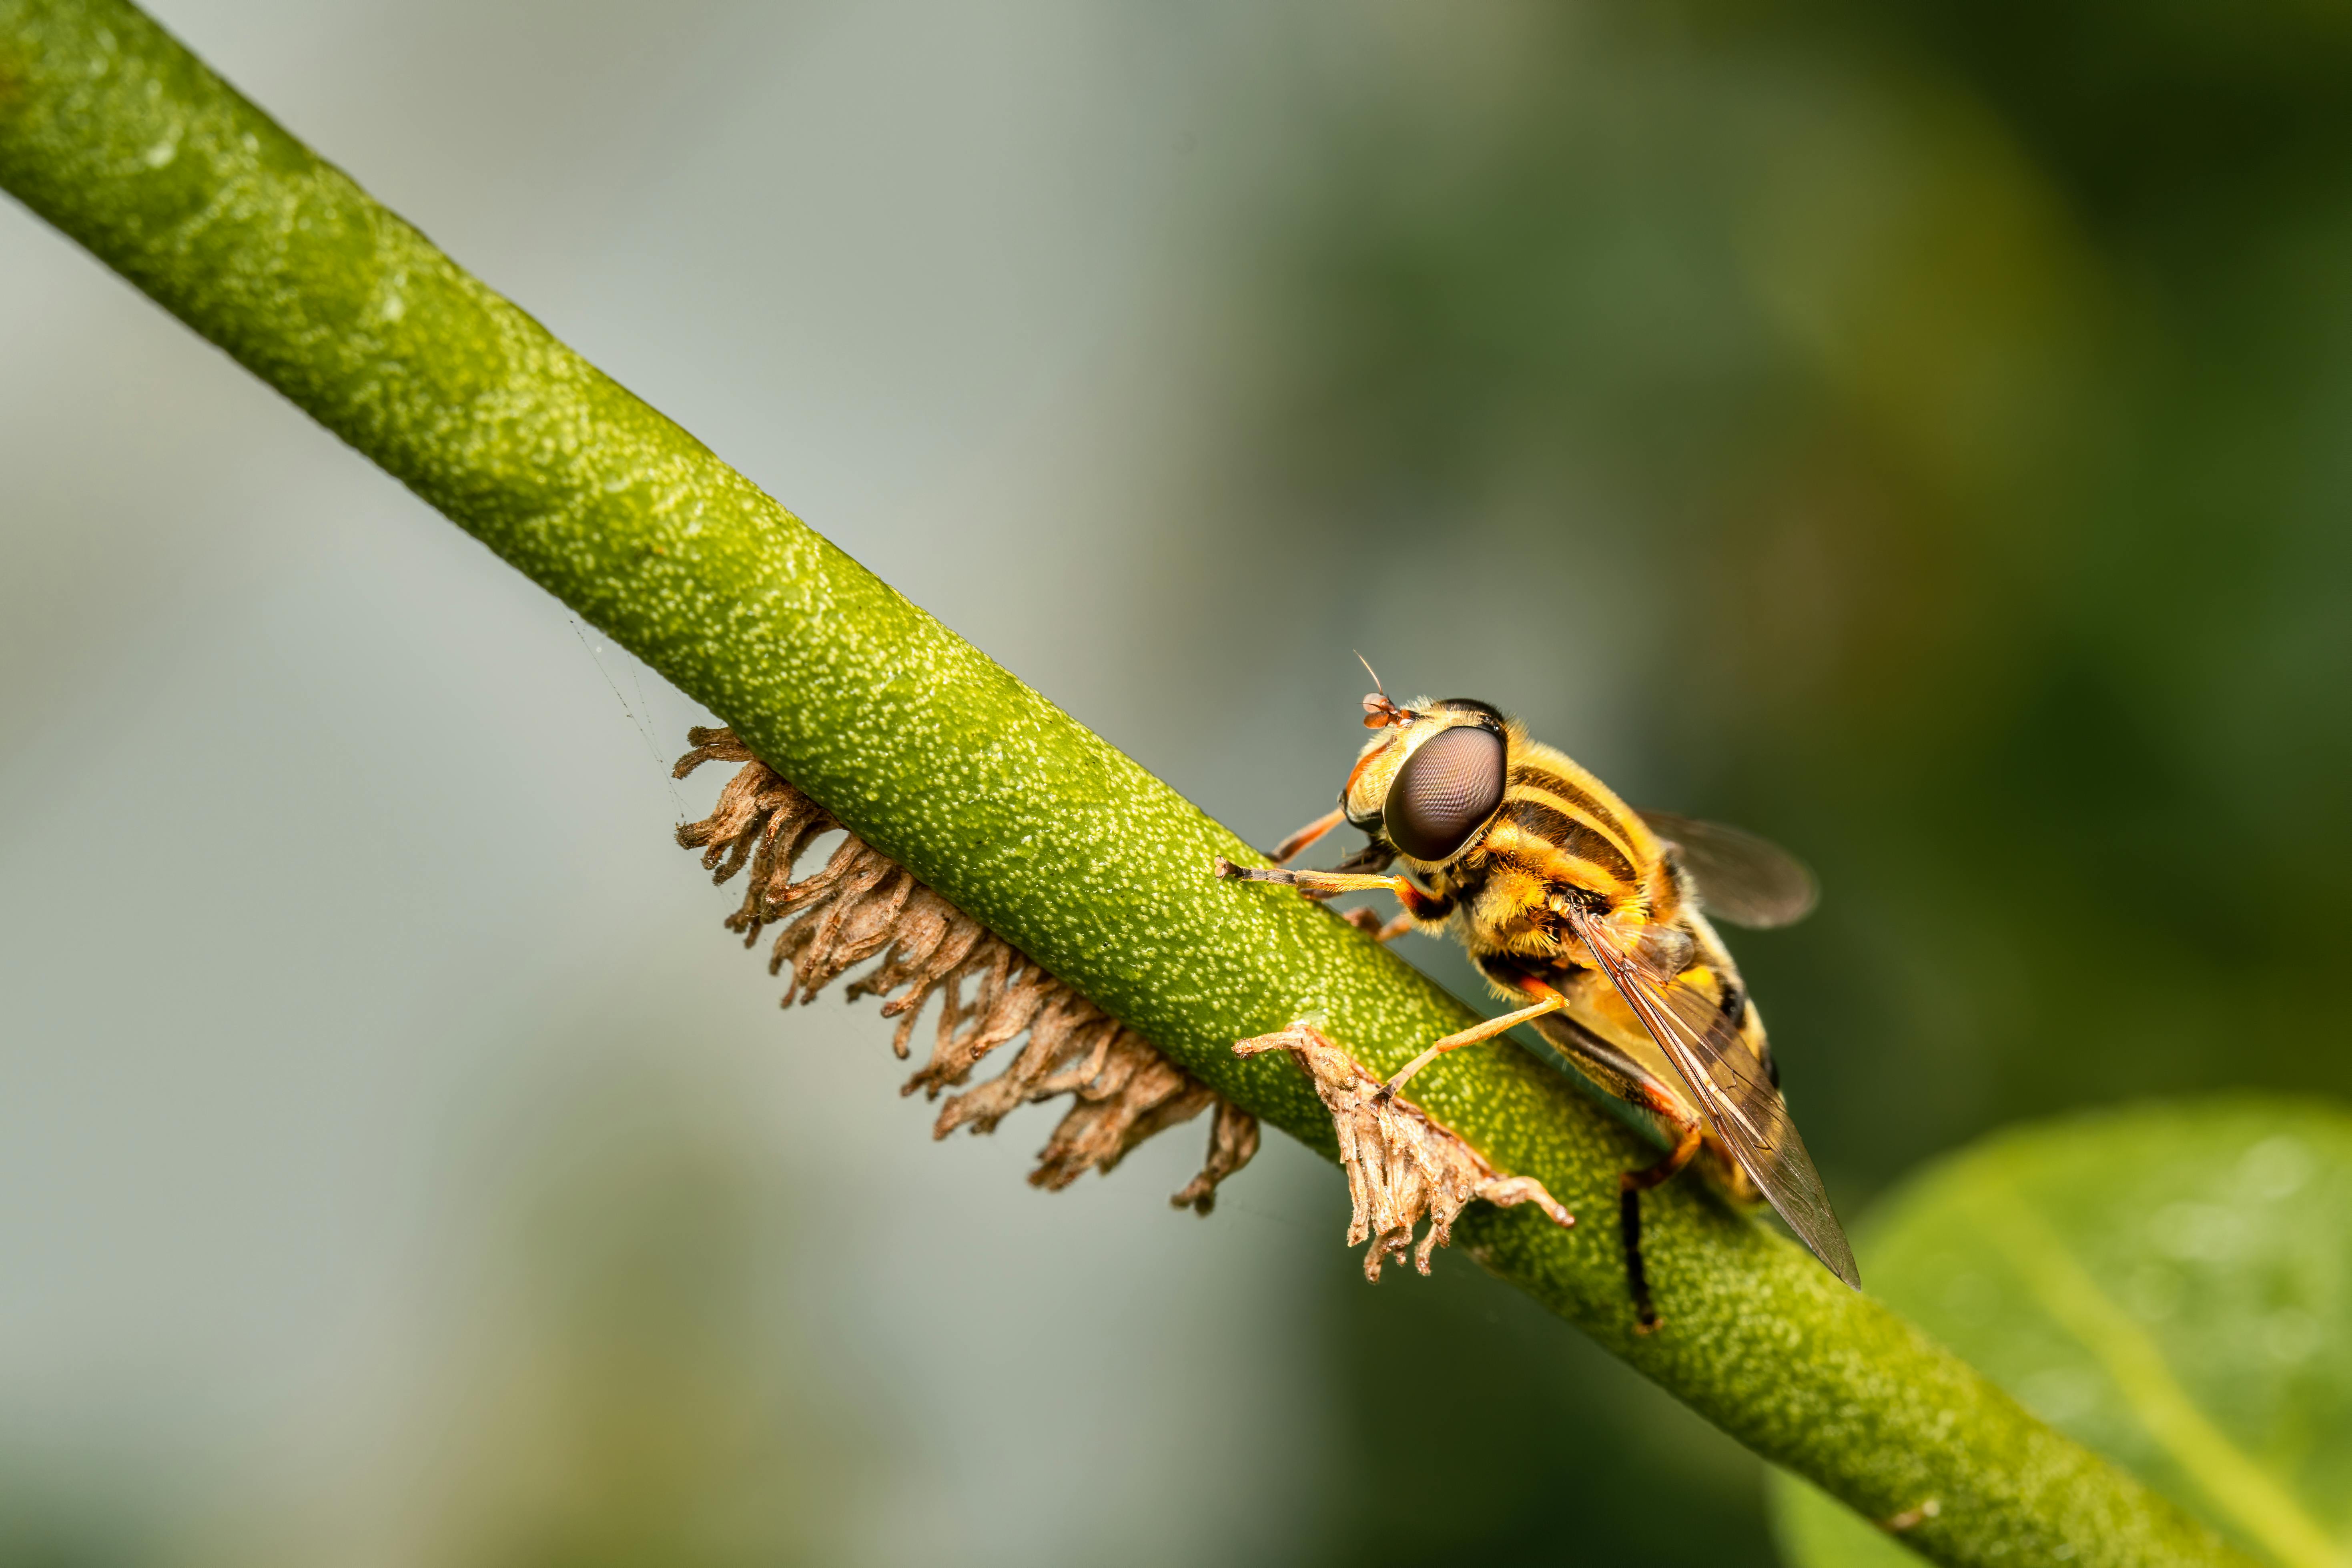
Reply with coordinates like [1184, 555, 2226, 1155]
[1618, 1093, 1704, 1333]
[1482, 959, 1714, 1332]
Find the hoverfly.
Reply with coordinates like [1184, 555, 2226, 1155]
[1217, 671, 1856, 1327]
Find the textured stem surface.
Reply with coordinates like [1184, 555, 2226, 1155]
[0, 4, 2248, 1562]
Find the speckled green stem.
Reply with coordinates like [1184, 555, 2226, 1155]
[0, 4, 2250, 1563]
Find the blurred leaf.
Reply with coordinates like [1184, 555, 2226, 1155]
[1771, 1099, 2352, 1567]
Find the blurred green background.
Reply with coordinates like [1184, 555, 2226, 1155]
[3, 0, 2348, 1563]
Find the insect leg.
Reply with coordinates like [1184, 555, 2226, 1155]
[1373, 993, 1566, 1103]
[1619, 1101, 1704, 1334]
[1339, 908, 1418, 943]
[1211, 858, 1454, 919]
[1269, 807, 1347, 865]
[1477, 958, 1713, 1330]
[1214, 861, 1391, 896]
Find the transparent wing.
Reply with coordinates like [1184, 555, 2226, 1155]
[1569, 906, 1859, 1288]
[1636, 810, 1819, 929]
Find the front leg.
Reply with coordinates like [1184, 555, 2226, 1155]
[1268, 807, 1346, 865]
[1211, 857, 1456, 921]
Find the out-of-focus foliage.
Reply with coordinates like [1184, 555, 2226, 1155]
[1303, 1259, 1767, 1564]
[5, 0, 2349, 1560]
[421, 1069, 856, 1568]
[1189, 1, 2352, 1560]
[18, 5, 2231, 1561]
[0, 1055, 861, 1568]
[1773, 1099, 2352, 1567]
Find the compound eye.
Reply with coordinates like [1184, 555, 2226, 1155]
[1384, 725, 1505, 861]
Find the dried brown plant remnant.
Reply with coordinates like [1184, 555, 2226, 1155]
[674, 727, 1258, 1213]
[1234, 1023, 1574, 1279]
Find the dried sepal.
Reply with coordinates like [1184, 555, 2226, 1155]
[1170, 1099, 1261, 1217]
[1233, 1023, 1574, 1279]
[676, 728, 1257, 1210]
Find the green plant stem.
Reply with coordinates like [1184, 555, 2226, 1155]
[0, 4, 2251, 1563]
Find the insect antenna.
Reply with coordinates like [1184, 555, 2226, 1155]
[1356, 650, 1406, 729]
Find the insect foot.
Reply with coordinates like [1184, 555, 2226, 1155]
[1232, 1024, 1573, 1279]
[677, 727, 1258, 1213]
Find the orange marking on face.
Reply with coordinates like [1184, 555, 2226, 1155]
[1343, 736, 1395, 806]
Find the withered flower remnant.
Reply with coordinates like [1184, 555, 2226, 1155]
[675, 728, 1259, 1210]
